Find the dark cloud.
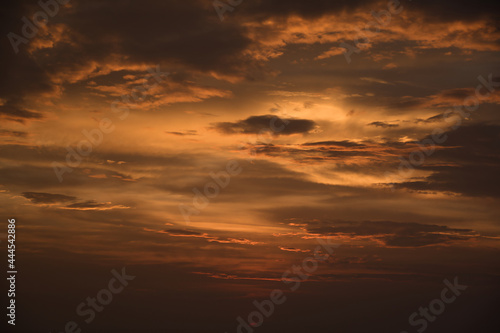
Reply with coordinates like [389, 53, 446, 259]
[440, 88, 473, 99]
[243, 0, 500, 23]
[63, 200, 128, 210]
[212, 115, 316, 135]
[65, 200, 106, 209]
[251, 143, 372, 160]
[244, 0, 378, 19]
[306, 220, 475, 247]
[368, 121, 399, 128]
[395, 165, 500, 198]
[0, 0, 257, 126]
[22, 192, 77, 204]
[1, 0, 498, 129]
[247, 139, 412, 163]
[0, 1, 55, 122]
[165, 130, 198, 136]
[415, 113, 446, 123]
[0, 129, 28, 137]
[40, 0, 253, 74]
[395, 124, 500, 197]
[162, 229, 203, 236]
[407, 0, 500, 22]
[0, 100, 44, 122]
[302, 140, 366, 147]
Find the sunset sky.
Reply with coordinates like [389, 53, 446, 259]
[1, 0, 500, 332]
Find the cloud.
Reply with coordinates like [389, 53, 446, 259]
[387, 88, 500, 111]
[279, 246, 310, 253]
[165, 130, 198, 136]
[361, 77, 392, 85]
[212, 115, 316, 135]
[0, 130, 27, 138]
[208, 238, 262, 245]
[193, 271, 283, 282]
[22, 192, 77, 204]
[415, 113, 447, 124]
[62, 200, 130, 211]
[0, 101, 44, 123]
[368, 121, 399, 128]
[406, 0, 500, 22]
[161, 229, 203, 236]
[144, 228, 263, 245]
[22, 0, 255, 77]
[305, 220, 476, 247]
[244, 0, 499, 23]
[315, 47, 346, 60]
[246, 139, 429, 167]
[21, 191, 128, 210]
[302, 140, 366, 148]
[394, 124, 500, 197]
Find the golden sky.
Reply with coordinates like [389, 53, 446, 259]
[1, 0, 500, 332]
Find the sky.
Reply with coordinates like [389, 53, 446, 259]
[1, 0, 500, 332]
